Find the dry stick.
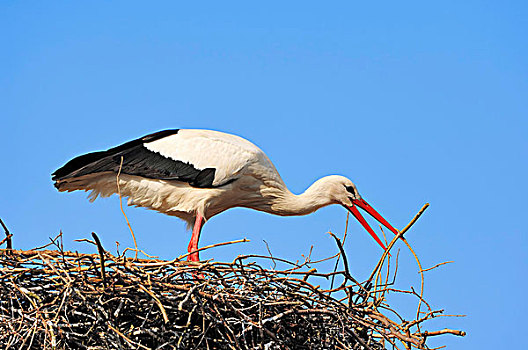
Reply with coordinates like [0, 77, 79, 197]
[421, 261, 454, 273]
[401, 237, 425, 327]
[308, 251, 340, 264]
[121, 247, 159, 259]
[375, 228, 393, 302]
[91, 232, 107, 289]
[404, 309, 443, 330]
[367, 203, 429, 286]
[346, 327, 373, 350]
[422, 329, 466, 337]
[107, 323, 150, 350]
[383, 228, 392, 296]
[175, 238, 249, 262]
[32, 236, 61, 251]
[385, 288, 432, 312]
[116, 156, 138, 260]
[1, 248, 158, 264]
[376, 225, 391, 300]
[330, 212, 350, 291]
[327, 232, 367, 295]
[134, 238, 250, 267]
[0, 218, 12, 249]
[237, 254, 301, 267]
[138, 285, 169, 323]
[373, 226, 389, 301]
[429, 346, 447, 350]
[263, 240, 276, 269]
[3, 240, 248, 268]
[0, 235, 12, 249]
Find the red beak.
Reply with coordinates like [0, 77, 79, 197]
[344, 198, 399, 251]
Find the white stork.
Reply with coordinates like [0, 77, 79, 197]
[52, 129, 398, 261]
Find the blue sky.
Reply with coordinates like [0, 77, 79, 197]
[1, 2, 527, 348]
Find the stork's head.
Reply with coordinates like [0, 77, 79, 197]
[323, 175, 399, 251]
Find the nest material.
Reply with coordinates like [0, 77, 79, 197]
[0, 206, 465, 349]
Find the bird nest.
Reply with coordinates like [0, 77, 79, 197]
[0, 206, 465, 349]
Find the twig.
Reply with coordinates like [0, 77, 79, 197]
[91, 232, 107, 289]
[330, 212, 349, 291]
[327, 231, 366, 294]
[401, 236, 425, 324]
[263, 240, 276, 269]
[138, 285, 169, 323]
[116, 155, 138, 260]
[134, 238, 250, 266]
[421, 261, 454, 273]
[367, 203, 430, 286]
[107, 323, 150, 349]
[422, 329, 466, 337]
[0, 218, 12, 249]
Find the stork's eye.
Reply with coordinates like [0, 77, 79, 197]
[345, 185, 356, 196]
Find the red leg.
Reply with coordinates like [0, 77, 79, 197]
[187, 214, 204, 262]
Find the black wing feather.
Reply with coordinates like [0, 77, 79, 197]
[52, 129, 219, 188]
